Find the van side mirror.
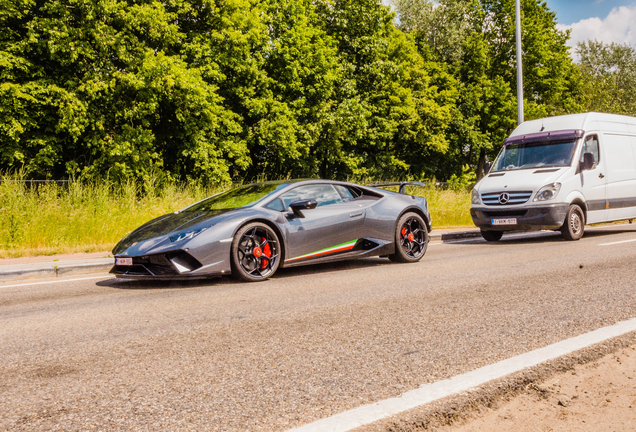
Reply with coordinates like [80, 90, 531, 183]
[582, 152, 594, 171]
[484, 161, 492, 174]
[289, 199, 317, 218]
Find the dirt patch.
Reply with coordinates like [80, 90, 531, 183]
[27, 365, 78, 379]
[438, 345, 636, 431]
[357, 332, 636, 431]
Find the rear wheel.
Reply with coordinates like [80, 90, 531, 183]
[231, 223, 281, 282]
[561, 204, 585, 241]
[480, 229, 503, 242]
[389, 213, 429, 263]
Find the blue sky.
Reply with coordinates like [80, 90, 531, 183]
[547, 1, 636, 47]
[547, 0, 635, 25]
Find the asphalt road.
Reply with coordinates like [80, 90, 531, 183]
[3, 225, 636, 431]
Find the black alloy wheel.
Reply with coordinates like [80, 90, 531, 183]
[389, 212, 429, 263]
[231, 223, 281, 281]
[480, 229, 503, 242]
[561, 204, 585, 241]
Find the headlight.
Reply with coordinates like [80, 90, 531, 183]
[169, 227, 207, 242]
[471, 188, 482, 205]
[533, 182, 561, 201]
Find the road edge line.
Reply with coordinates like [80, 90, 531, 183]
[288, 317, 636, 432]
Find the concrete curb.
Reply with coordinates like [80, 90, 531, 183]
[0, 261, 113, 281]
[429, 230, 481, 241]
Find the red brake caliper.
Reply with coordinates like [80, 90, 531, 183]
[401, 227, 407, 238]
[260, 237, 272, 269]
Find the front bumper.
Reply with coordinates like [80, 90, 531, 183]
[471, 203, 569, 231]
[110, 250, 216, 279]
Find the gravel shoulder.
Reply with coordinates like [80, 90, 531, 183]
[440, 342, 636, 432]
[359, 334, 636, 432]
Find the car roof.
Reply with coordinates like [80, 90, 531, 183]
[244, 179, 377, 207]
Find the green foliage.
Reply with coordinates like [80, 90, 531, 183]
[0, 0, 251, 182]
[1, 0, 455, 182]
[391, 0, 582, 179]
[0, 170, 228, 256]
[447, 165, 476, 191]
[577, 40, 636, 116]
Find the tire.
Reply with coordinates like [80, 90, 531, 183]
[389, 212, 429, 263]
[560, 204, 585, 241]
[231, 222, 281, 282]
[480, 229, 503, 242]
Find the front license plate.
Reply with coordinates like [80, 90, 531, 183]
[115, 257, 133, 266]
[492, 218, 517, 226]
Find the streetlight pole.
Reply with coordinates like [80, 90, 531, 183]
[515, 0, 524, 125]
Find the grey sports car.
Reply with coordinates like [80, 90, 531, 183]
[111, 179, 431, 282]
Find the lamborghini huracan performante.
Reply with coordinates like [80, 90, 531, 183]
[111, 180, 431, 282]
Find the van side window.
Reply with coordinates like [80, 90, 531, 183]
[580, 135, 600, 166]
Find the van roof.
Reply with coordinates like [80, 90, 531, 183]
[511, 112, 636, 137]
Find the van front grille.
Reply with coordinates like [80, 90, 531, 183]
[481, 191, 532, 206]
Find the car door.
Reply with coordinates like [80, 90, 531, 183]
[279, 183, 366, 263]
[578, 134, 607, 224]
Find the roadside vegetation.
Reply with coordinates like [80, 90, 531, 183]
[0, 174, 471, 258]
[1, 0, 600, 184]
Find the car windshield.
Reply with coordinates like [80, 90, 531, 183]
[492, 140, 578, 172]
[184, 183, 288, 212]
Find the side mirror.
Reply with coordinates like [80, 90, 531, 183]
[484, 161, 492, 175]
[582, 152, 594, 171]
[289, 199, 317, 218]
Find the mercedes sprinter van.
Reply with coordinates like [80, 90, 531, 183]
[470, 112, 636, 241]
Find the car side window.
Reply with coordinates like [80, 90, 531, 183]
[580, 135, 600, 166]
[280, 184, 343, 209]
[334, 185, 356, 202]
[264, 197, 285, 212]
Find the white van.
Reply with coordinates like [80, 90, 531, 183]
[471, 112, 636, 241]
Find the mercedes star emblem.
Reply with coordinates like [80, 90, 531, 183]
[498, 192, 510, 204]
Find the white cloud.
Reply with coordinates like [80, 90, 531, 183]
[557, 5, 636, 48]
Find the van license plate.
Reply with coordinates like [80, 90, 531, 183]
[115, 258, 133, 266]
[492, 218, 517, 225]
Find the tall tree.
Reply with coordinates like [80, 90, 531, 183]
[0, 0, 251, 182]
[577, 40, 636, 117]
[315, 0, 454, 179]
[391, 0, 582, 179]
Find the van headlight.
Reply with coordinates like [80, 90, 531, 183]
[533, 183, 561, 201]
[471, 188, 482, 205]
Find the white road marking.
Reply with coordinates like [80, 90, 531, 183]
[287, 317, 636, 432]
[0, 275, 111, 290]
[599, 238, 636, 246]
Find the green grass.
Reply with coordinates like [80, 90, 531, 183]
[0, 175, 472, 258]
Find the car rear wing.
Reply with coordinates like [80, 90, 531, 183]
[368, 181, 426, 195]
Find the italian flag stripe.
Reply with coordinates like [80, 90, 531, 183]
[286, 239, 358, 262]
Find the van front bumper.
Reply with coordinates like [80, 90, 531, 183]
[471, 203, 569, 231]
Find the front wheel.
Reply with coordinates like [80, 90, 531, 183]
[481, 229, 503, 242]
[389, 213, 429, 263]
[561, 204, 585, 241]
[231, 223, 281, 282]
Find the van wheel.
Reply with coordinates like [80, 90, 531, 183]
[561, 204, 585, 241]
[480, 230, 503, 242]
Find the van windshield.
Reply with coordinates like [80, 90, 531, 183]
[492, 140, 578, 172]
